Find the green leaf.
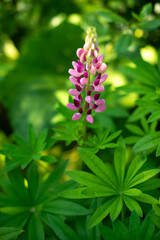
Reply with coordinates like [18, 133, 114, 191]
[35, 129, 48, 153]
[42, 214, 81, 240]
[127, 169, 160, 188]
[153, 204, 160, 217]
[42, 200, 92, 216]
[88, 198, 115, 228]
[123, 188, 142, 196]
[137, 178, 160, 191]
[27, 163, 39, 203]
[129, 211, 141, 240]
[104, 130, 122, 143]
[126, 124, 144, 136]
[82, 186, 117, 197]
[140, 3, 152, 17]
[153, 232, 160, 240]
[123, 196, 143, 217]
[134, 194, 158, 204]
[78, 148, 117, 187]
[113, 220, 130, 240]
[96, 10, 128, 24]
[100, 225, 117, 240]
[148, 111, 160, 123]
[40, 155, 57, 163]
[36, 160, 68, 203]
[114, 34, 132, 54]
[133, 132, 160, 153]
[114, 137, 126, 187]
[66, 170, 106, 187]
[141, 117, 149, 133]
[140, 211, 155, 240]
[125, 136, 141, 144]
[156, 144, 160, 157]
[0, 227, 22, 240]
[59, 187, 89, 199]
[140, 19, 160, 30]
[124, 154, 147, 187]
[110, 197, 122, 221]
[28, 214, 45, 240]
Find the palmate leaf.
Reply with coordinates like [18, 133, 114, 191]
[41, 214, 81, 240]
[0, 126, 57, 173]
[84, 129, 121, 153]
[78, 147, 118, 188]
[65, 141, 159, 227]
[133, 132, 160, 153]
[100, 211, 158, 240]
[0, 227, 22, 240]
[28, 214, 45, 240]
[0, 160, 91, 239]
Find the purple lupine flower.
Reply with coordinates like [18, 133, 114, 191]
[67, 27, 108, 124]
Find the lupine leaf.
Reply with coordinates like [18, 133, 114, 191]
[126, 124, 144, 136]
[42, 200, 92, 216]
[147, 111, 160, 123]
[88, 198, 115, 228]
[0, 227, 22, 240]
[27, 162, 39, 203]
[36, 160, 68, 203]
[42, 214, 81, 240]
[100, 225, 118, 240]
[139, 211, 155, 240]
[133, 194, 158, 204]
[133, 132, 160, 153]
[123, 188, 142, 196]
[59, 187, 89, 199]
[124, 154, 147, 187]
[66, 171, 107, 187]
[82, 186, 117, 197]
[28, 214, 45, 240]
[40, 156, 57, 163]
[110, 197, 122, 221]
[78, 148, 117, 187]
[114, 137, 126, 187]
[113, 220, 130, 240]
[104, 130, 122, 144]
[129, 211, 141, 240]
[123, 196, 143, 217]
[127, 169, 160, 188]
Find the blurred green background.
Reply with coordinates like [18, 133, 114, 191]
[0, 0, 160, 139]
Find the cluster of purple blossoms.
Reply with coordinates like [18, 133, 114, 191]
[66, 27, 108, 124]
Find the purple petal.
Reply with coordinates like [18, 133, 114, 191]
[80, 77, 88, 85]
[97, 54, 103, 62]
[93, 93, 100, 101]
[66, 103, 77, 111]
[74, 99, 80, 108]
[90, 64, 97, 75]
[95, 105, 106, 113]
[75, 84, 82, 92]
[72, 113, 82, 120]
[87, 90, 91, 96]
[84, 71, 88, 78]
[97, 63, 107, 73]
[92, 103, 98, 110]
[95, 99, 105, 105]
[69, 69, 81, 77]
[100, 73, 108, 83]
[86, 115, 94, 124]
[76, 48, 83, 58]
[85, 96, 93, 104]
[79, 107, 83, 114]
[69, 89, 80, 96]
[87, 109, 92, 115]
[69, 76, 77, 85]
[94, 85, 104, 92]
[80, 52, 87, 63]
